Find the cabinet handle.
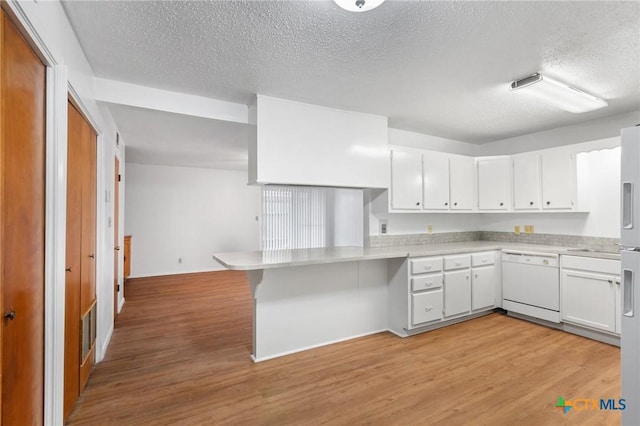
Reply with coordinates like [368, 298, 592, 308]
[65, 267, 72, 273]
[89, 254, 95, 259]
[608, 279, 614, 284]
[530, 201, 534, 206]
[466, 275, 469, 280]
[475, 274, 478, 279]
[416, 202, 420, 206]
[546, 201, 551, 205]
[500, 202, 504, 206]
[425, 306, 433, 312]
[444, 202, 448, 206]
[4, 310, 15, 321]
[424, 265, 431, 270]
[115, 246, 120, 251]
[454, 202, 458, 206]
[455, 262, 461, 266]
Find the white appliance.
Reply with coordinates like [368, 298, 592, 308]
[502, 251, 560, 323]
[621, 125, 640, 425]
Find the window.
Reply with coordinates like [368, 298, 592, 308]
[262, 185, 363, 250]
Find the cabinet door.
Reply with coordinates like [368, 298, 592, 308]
[513, 155, 541, 210]
[472, 265, 496, 310]
[412, 290, 443, 325]
[478, 157, 510, 210]
[422, 152, 450, 210]
[541, 151, 576, 210]
[561, 270, 616, 333]
[449, 155, 476, 210]
[390, 150, 422, 210]
[444, 269, 471, 317]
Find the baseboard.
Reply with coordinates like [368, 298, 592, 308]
[127, 268, 226, 279]
[97, 323, 114, 363]
[252, 328, 388, 362]
[118, 296, 125, 313]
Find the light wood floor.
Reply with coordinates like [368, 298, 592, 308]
[67, 271, 621, 425]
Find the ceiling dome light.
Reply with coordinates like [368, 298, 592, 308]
[333, 0, 385, 12]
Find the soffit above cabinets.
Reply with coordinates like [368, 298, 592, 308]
[62, 1, 640, 144]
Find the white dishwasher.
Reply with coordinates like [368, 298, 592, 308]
[502, 251, 560, 323]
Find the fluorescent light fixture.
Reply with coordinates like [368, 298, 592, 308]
[510, 73, 608, 113]
[333, 0, 385, 12]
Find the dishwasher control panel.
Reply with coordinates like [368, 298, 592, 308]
[502, 251, 558, 267]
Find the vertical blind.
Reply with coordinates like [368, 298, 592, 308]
[262, 185, 363, 250]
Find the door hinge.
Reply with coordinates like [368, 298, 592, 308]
[117, 284, 120, 292]
[118, 174, 121, 182]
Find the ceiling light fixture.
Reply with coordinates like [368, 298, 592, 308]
[333, 0, 385, 12]
[509, 73, 608, 113]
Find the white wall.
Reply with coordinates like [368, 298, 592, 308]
[125, 164, 260, 277]
[389, 128, 479, 156]
[480, 110, 640, 155]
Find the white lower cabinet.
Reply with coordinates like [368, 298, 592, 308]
[443, 254, 471, 317]
[561, 256, 621, 335]
[444, 269, 471, 317]
[472, 265, 496, 310]
[387, 250, 497, 336]
[412, 291, 444, 325]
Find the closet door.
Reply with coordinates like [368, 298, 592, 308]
[1, 11, 46, 425]
[64, 102, 84, 418]
[79, 126, 97, 389]
[65, 102, 97, 417]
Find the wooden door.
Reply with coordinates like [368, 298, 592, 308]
[79, 117, 96, 391]
[65, 101, 97, 418]
[64, 102, 84, 418]
[114, 157, 120, 316]
[1, 11, 46, 425]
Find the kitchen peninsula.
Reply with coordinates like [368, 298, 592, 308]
[214, 241, 620, 362]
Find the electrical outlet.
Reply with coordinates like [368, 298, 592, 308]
[178, 257, 183, 264]
[381, 223, 387, 234]
[514, 225, 520, 235]
[427, 225, 433, 234]
[524, 225, 534, 234]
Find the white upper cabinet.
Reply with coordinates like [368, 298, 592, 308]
[449, 155, 476, 210]
[422, 151, 450, 210]
[513, 154, 541, 210]
[477, 157, 511, 210]
[250, 95, 389, 188]
[390, 150, 422, 210]
[541, 150, 576, 210]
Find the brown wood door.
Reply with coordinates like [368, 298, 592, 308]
[79, 119, 96, 391]
[64, 102, 84, 418]
[0, 11, 46, 425]
[65, 101, 97, 418]
[114, 157, 119, 317]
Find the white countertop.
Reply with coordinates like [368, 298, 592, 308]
[213, 241, 620, 270]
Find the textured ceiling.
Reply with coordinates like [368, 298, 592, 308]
[63, 0, 640, 164]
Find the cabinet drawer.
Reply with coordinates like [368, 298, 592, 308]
[412, 290, 443, 325]
[410, 257, 443, 275]
[412, 274, 443, 292]
[444, 254, 471, 270]
[472, 251, 495, 267]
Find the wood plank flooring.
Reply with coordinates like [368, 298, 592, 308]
[67, 271, 621, 425]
